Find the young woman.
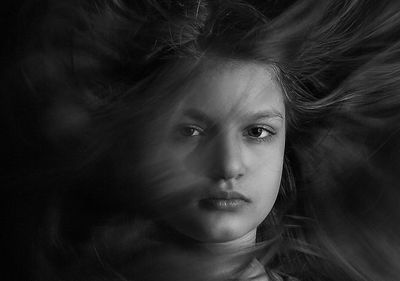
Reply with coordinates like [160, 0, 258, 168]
[4, 0, 400, 280]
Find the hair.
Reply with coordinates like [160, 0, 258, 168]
[3, 0, 400, 281]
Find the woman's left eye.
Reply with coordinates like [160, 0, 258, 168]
[179, 125, 204, 137]
[244, 126, 275, 140]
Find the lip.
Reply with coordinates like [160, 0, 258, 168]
[207, 190, 251, 201]
[199, 191, 251, 211]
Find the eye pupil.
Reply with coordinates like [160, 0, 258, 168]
[180, 126, 202, 137]
[249, 127, 263, 137]
[181, 127, 196, 136]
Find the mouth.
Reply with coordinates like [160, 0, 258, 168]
[199, 191, 250, 211]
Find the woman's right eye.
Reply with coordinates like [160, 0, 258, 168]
[179, 125, 204, 137]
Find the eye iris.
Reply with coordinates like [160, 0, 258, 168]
[181, 127, 197, 136]
[249, 127, 264, 137]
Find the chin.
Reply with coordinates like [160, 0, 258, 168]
[165, 204, 261, 244]
[188, 216, 256, 243]
[200, 229, 247, 243]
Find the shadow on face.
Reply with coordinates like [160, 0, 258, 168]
[134, 59, 286, 243]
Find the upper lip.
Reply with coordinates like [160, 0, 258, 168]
[203, 190, 251, 202]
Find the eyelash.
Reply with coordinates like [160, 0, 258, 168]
[178, 125, 205, 137]
[243, 125, 276, 142]
[178, 124, 276, 142]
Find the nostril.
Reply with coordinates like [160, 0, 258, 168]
[222, 173, 243, 181]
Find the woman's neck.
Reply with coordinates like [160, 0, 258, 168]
[199, 230, 267, 279]
[201, 229, 257, 254]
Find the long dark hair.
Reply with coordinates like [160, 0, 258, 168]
[4, 0, 400, 280]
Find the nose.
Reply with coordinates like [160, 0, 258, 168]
[208, 134, 246, 181]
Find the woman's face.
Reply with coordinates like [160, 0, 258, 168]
[140, 60, 286, 243]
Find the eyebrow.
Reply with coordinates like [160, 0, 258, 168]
[182, 109, 214, 124]
[245, 110, 284, 120]
[182, 108, 284, 124]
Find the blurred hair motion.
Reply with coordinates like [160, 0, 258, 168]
[2, 0, 400, 281]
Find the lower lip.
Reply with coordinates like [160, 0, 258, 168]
[199, 198, 247, 211]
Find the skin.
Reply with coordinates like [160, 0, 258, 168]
[141, 59, 286, 250]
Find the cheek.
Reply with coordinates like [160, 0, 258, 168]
[140, 144, 203, 202]
[245, 146, 284, 215]
[251, 166, 282, 211]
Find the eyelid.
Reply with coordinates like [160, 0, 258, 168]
[244, 124, 276, 134]
[179, 124, 206, 136]
[243, 124, 276, 142]
[187, 124, 205, 132]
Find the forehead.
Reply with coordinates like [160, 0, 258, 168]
[175, 60, 285, 121]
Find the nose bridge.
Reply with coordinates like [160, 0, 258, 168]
[211, 131, 245, 180]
